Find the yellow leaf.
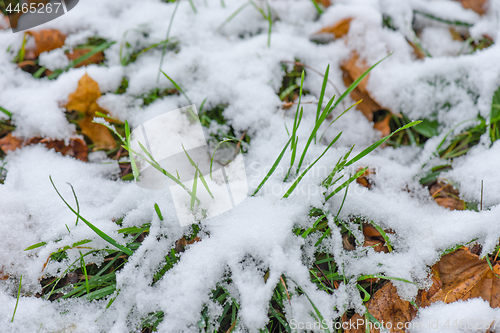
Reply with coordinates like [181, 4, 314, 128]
[65, 74, 117, 150]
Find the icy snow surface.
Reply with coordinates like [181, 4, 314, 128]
[0, 0, 500, 332]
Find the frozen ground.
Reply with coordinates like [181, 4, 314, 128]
[1, 0, 500, 332]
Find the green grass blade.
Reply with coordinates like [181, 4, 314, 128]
[11, 275, 22, 322]
[0, 106, 12, 118]
[182, 144, 213, 199]
[283, 132, 342, 198]
[344, 121, 421, 168]
[157, 0, 180, 82]
[369, 221, 393, 252]
[49, 176, 133, 256]
[251, 138, 292, 196]
[319, 100, 361, 142]
[310, 0, 323, 14]
[190, 170, 198, 211]
[315, 65, 329, 123]
[154, 203, 164, 221]
[79, 251, 90, 294]
[218, 2, 250, 30]
[357, 275, 415, 284]
[160, 71, 192, 104]
[325, 167, 368, 201]
[24, 242, 47, 251]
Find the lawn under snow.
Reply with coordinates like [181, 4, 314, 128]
[1, 0, 500, 332]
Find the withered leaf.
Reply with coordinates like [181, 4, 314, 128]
[0, 133, 88, 161]
[428, 247, 500, 307]
[25, 29, 66, 59]
[315, 18, 352, 39]
[64, 74, 117, 151]
[175, 236, 201, 253]
[356, 167, 376, 189]
[454, 0, 487, 15]
[0, 133, 23, 153]
[343, 282, 417, 333]
[429, 179, 465, 211]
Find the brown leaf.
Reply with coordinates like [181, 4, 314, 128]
[316, 18, 352, 39]
[343, 282, 418, 333]
[356, 167, 376, 189]
[341, 53, 388, 122]
[429, 179, 465, 211]
[0, 133, 88, 161]
[25, 29, 66, 59]
[429, 247, 500, 307]
[27, 137, 88, 161]
[373, 112, 391, 137]
[0, 133, 23, 153]
[362, 223, 389, 253]
[175, 236, 201, 253]
[64, 74, 117, 150]
[66, 48, 105, 68]
[454, 0, 488, 15]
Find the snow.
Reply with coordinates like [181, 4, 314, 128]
[0, 0, 499, 331]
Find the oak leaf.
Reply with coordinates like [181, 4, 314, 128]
[64, 74, 117, 151]
[454, 0, 487, 15]
[0, 133, 23, 153]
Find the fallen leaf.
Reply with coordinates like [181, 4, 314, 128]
[27, 137, 88, 161]
[341, 53, 387, 122]
[0, 133, 88, 161]
[356, 167, 376, 189]
[25, 29, 66, 59]
[454, 0, 488, 15]
[373, 111, 391, 137]
[343, 282, 418, 333]
[428, 247, 500, 306]
[66, 48, 105, 68]
[428, 179, 465, 211]
[362, 223, 389, 253]
[175, 236, 201, 253]
[64, 74, 117, 150]
[316, 18, 352, 38]
[0, 133, 23, 153]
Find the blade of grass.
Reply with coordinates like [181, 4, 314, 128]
[217, 2, 251, 30]
[182, 144, 214, 199]
[79, 251, 90, 294]
[190, 170, 199, 211]
[344, 121, 421, 168]
[157, 0, 181, 83]
[49, 176, 133, 256]
[0, 106, 12, 118]
[160, 71, 192, 104]
[251, 138, 292, 196]
[154, 203, 164, 221]
[325, 168, 367, 201]
[283, 132, 342, 198]
[369, 221, 393, 252]
[11, 275, 22, 322]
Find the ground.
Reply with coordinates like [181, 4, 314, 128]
[1, 0, 500, 332]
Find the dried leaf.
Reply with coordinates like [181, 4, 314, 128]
[316, 18, 352, 39]
[343, 282, 417, 333]
[175, 236, 201, 253]
[0, 133, 88, 161]
[0, 133, 23, 153]
[27, 137, 88, 161]
[356, 167, 376, 189]
[362, 223, 389, 253]
[25, 29, 66, 59]
[428, 247, 500, 307]
[341, 53, 387, 122]
[64, 74, 117, 150]
[454, 0, 488, 15]
[429, 179, 465, 211]
[373, 112, 391, 137]
[66, 48, 105, 68]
